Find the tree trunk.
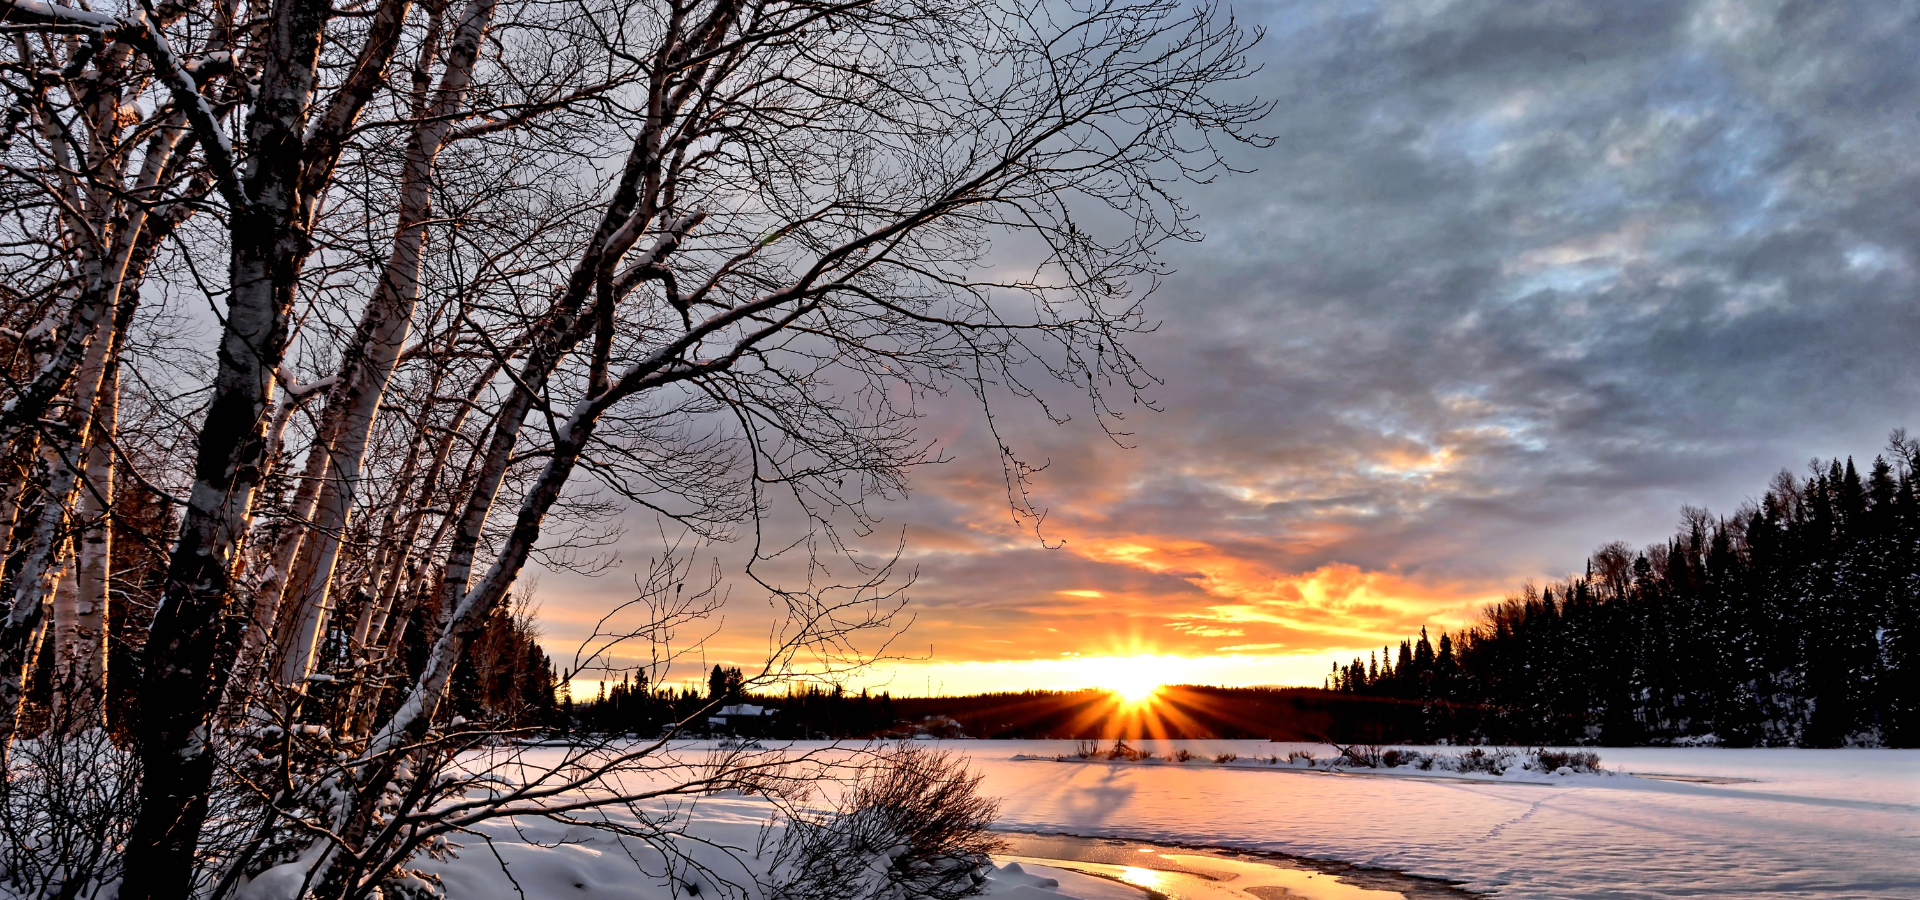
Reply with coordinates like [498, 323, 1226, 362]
[124, 11, 330, 898]
[49, 543, 79, 722]
[124, 220, 298, 900]
[227, 416, 335, 710]
[122, 0, 419, 884]
[64, 362, 116, 731]
[3, 296, 118, 752]
[275, 0, 491, 688]
[0, 48, 190, 744]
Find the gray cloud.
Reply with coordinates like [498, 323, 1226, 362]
[1076, 0, 1920, 577]
[544, 0, 1920, 677]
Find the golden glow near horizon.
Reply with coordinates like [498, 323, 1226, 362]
[518, 390, 1549, 700]
[855, 653, 1328, 696]
[1074, 655, 1165, 703]
[533, 461, 1508, 694]
[824, 558, 1497, 695]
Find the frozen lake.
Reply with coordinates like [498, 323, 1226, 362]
[419, 739, 1918, 900]
[949, 740, 1920, 900]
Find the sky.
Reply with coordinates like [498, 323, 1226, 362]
[540, 0, 1920, 697]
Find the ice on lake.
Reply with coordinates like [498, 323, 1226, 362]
[417, 739, 1917, 900]
[959, 740, 1920, 900]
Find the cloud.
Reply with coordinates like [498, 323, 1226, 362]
[535, 0, 1920, 691]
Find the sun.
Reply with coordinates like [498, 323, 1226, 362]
[1074, 656, 1165, 705]
[1109, 678, 1163, 705]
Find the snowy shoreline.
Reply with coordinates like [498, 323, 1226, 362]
[1005, 751, 1624, 787]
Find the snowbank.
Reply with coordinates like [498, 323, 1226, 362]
[1011, 741, 1619, 785]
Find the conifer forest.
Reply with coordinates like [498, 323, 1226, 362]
[1332, 436, 1920, 748]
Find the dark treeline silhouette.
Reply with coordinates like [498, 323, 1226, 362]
[569, 683, 1446, 742]
[887, 686, 1435, 741]
[572, 670, 709, 736]
[575, 665, 901, 738]
[1335, 434, 1920, 748]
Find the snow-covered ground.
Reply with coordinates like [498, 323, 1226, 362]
[421, 740, 1919, 900]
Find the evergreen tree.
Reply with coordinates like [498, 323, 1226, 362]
[1333, 434, 1920, 747]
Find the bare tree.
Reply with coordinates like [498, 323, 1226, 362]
[0, 0, 1267, 894]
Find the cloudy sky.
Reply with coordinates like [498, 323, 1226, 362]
[544, 0, 1920, 695]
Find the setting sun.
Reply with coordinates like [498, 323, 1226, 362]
[1107, 678, 1162, 704]
[1071, 656, 1166, 704]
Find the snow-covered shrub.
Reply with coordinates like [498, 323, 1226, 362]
[1105, 740, 1151, 762]
[1453, 747, 1517, 774]
[1316, 746, 1610, 777]
[1533, 749, 1602, 773]
[1213, 753, 1238, 764]
[1330, 743, 1385, 768]
[1172, 748, 1197, 763]
[1285, 750, 1315, 766]
[765, 746, 1001, 900]
[1071, 740, 1100, 760]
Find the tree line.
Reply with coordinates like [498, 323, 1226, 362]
[574, 664, 899, 738]
[1333, 435, 1920, 747]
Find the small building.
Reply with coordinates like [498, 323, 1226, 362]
[708, 703, 776, 737]
[911, 714, 965, 739]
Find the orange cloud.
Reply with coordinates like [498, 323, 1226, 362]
[530, 411, 1531, 694]
[861, 526, 1504, 688]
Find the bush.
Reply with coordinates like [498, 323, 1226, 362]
[1172, 748, 1196, 762]
[1213, 753, 1238, 764]
[1534, 749, 1602, 773]
[1331, 743, 1384, 768]
[1285, 750, 1316, 766]
[1453, 746, 1517, 774]
[766, 746, 1001, 900]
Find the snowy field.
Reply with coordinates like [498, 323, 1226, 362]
[421, 740, 1920, 900]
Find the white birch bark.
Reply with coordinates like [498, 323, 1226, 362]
[276, 0, 492, 686]
[225, 394, 338, 710]
[121, 0, 410, 877]
[0, 27, 182, 747]
[63, 362, 116, 730]
[48, 542, 79, 719]
[3, 307, 115, 747]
